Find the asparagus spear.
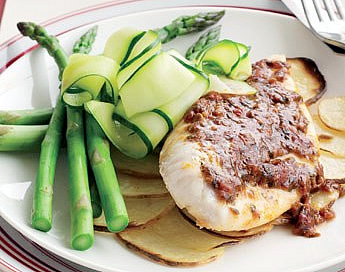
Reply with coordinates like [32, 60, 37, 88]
[18, 23, 95, 250]
[18, 22, 68, 232]
[85, 113, 128, 232]
[88, 166, 103, 218]
[72, 25, 104, 221]
[185, 25, 221, 61]
[156, 10, 225, 44]
[73, 27, 129, 232]
[73, 25, 98, 54]
[71, 25, 128, 232]
[0, 124, 47, 151]
[0, 108, 53, 125]
[17, 22, 68, 80]
[66, 107, 93, 250]
[66, 26, 102, 250]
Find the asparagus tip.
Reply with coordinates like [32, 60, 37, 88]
[17, 22, 26, 33]
[17, 22, 34, 36]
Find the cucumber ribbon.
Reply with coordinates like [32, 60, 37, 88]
[63, 27, 252, 159]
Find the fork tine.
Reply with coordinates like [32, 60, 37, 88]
[302, 0, 321, 26]
[323, 0, 338, 20]
[313, 0, 331, 21]
[334, 0, 345, 19]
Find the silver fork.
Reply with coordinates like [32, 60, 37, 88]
[301, 0, 345, 50]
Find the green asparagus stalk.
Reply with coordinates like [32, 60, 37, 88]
[73, 26, 98, 54]
[72, 25, 103, 221]
[85, 113, 128, 232]
[18, 22, 68, 232]
[66, 107, 93, 250]
[156, 10, 225, 44]
[185, 25, 221, 61]
[88, 164, 103, 218]
[18, 24, 96, 250]
[0, 108, 53, 125]
[17, 22, 68, 80]
[66, 26, 104, 250]
[72, 25, 128, 232]
[0, 124, 47, 151]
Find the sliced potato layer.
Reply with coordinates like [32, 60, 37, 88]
[319, 96, 345, 132]
[312, 114, 345, 157]
[118, 173, 168, 198]
[181, 208, 273, 238]
[94, 196, 174, 231]
[319, 150, 345, 180]
[310, 188, 339, 211]
[210, 223, 273, 238]
[117, 207, 239, 266]
[287, 58, 326, 105]
[111, 147, 160, 178]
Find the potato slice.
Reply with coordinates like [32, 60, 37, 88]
[310, 188, 339, 211]
[210, 223, 273, 238]
[319, 150, 345, 180]
[111, 147, 160, 178]
[181, 208, 272, 238]
[287, 58, 326, 105]
[94, 196, 174, 231]
[117, 207, 239, 266]
[118, 173, 168, 198]
[312, 114, 345, 157]
[319, 96, 345, 132]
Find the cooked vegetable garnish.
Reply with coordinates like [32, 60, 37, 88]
[17, 22, 68, 232]
[155, 10, 225, 43]
[85, 100, 156, 159]
[0, 108, 53, 125]
[185, 25, 221, 61]
[196, 40, 252, 80]
[181, 209, 273, 238]
[312, 114, 345, 157]
[103, 28, 144, 64]
[319, 96, 345, 132]
[319, 150, 345, 180]
[66, 107, 94, 251]
[61, 54, 119, 107]
[287, 58, 326, 105]
[88, 168, 102, 218]
[119, 52, 196, 117]
[66, 27, 104, 250]
[0, 124, 47, 151]
[85, 113, 128, 232]
[111, 148, 160, 178]
[72, 25, 98, 54]
[117, 30, 161, 88]
[94, 196, 174, 230]
[310, 189, 339, 211]
[208, 75, 257, 95]
[117, 173, 168, 198]
[117, 207, 239, 266]
[86, 49, 210, 158]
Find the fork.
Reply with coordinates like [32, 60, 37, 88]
[301, 0, 345, 50]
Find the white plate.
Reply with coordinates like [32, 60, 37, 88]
[1, 6, 345, 272]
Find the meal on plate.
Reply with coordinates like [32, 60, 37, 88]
[1, 9, 344, 267]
